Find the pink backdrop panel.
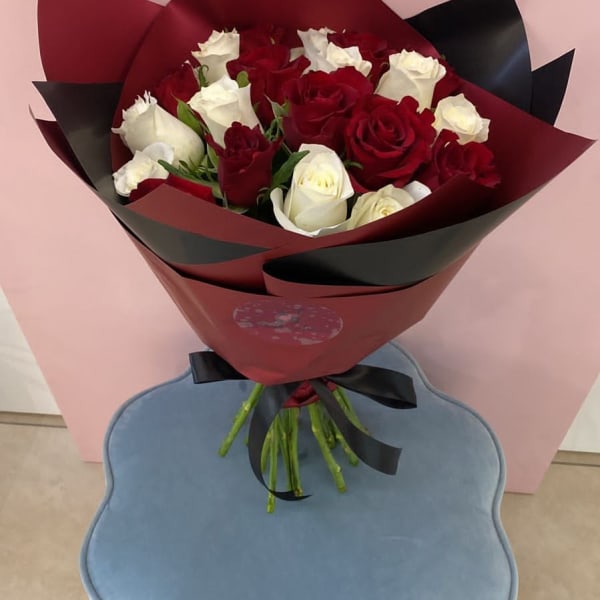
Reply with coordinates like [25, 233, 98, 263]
[0, 2, 200, 460]
[0, 0, 597, 492]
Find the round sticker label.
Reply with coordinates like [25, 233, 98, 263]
[233, 300, 343, 346]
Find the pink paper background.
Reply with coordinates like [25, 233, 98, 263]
[1, 0, 598, 492]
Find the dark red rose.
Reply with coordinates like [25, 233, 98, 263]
[129, 174, 215, 203]
[282, 67, 374, 152]
[328, 30, 394, 82]
[282, 380, 338, 408]
[419, 130, 501, 190]
[227, 45, 309, 124]
[432, 59, 462, 107]
[152, 63, 199, 116]
[207, 122, 281, 207]
[345, 95, 436, 189]
[239, 25, 287, 53]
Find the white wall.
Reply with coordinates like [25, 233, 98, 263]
[561, 374, 600, 453]
[0, 286, 60, 414]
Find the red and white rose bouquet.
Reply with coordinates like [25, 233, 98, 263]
[35, 0, 593, 509]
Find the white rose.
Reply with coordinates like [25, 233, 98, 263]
[298, 28, 371, 76]
[376, 50, 446, 111]
[113, 142, 174, 197]
[191, 29, 240, 84]
[112, 92, 204, 165]
[434, 94, 490, 144]
[188, 75, 260, 147]
[347, 182, 431, 229]
[271, 144, 354, 237]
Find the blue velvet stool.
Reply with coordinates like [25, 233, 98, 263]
[81, 343, 518, 599]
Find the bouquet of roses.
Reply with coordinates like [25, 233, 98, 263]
[112, 26, 497, 238]
[35, 0, 592, 510]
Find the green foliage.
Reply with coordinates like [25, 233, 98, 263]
[177, 100, 205, 135]
[235, 70, 250, 88]
[270, 150, 309, 190]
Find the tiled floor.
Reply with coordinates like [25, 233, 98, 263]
[0, 421, 598, 600]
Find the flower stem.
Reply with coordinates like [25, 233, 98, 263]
[318, 403, 337, 449]
[331, 420, 360, 466]
[333, 387, 369, 434]
[289, 408, 303, 496]
[276, 414, 293, 492]
[261, 429, 272, 473]
[267, 424, 279, 513]
[308, 403, 346, 493]
[218, 383, 265, 457]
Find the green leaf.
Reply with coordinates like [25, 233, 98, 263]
[177, 100, 204, 135]
[268, 98, 289, 119]
[270, 150, 309, 190]
[197, 65, 210, 88]
[227, 204, 249, 215]
[157, 160, 208, 184]
[206, 143, 220, 169]
[209, 182, 224, 200]
[343, 160, 363, 170]
[236, 70, 250, 88]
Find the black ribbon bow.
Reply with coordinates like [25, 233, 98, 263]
[189, 352, 417, 500]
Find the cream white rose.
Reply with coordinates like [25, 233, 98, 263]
[347, 182, 431, 229]
[112, 92, 204, 165]
[434, 94, 490, 144]
[191, 29, 240, 84]
[271, 144, 354, 237]
[113, 142, 174, 197]
[188, 75, 260, 147]
[298, 28, 371, 76]
[376, 50, 446, 111]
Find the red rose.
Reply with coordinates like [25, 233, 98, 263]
[432, 59, 461, 107]
[227, 45, 309, 125]
[129, 174, 215, 203]
[152, 63, 199, 116]
[207, 123, 281, 207]
[328, 30, 393, 82]
[239, 25, 287, 53]
[419, 130, 500, 190]
[345, 95, 436, 189]
[282, 67, 373, 153]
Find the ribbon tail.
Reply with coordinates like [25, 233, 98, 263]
[329, 364, 417, 410]
[311, 379, 401, 476]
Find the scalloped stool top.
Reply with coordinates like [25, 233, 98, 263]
[81, 343, 518, 600]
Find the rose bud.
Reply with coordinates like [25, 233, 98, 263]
[419, 130, 500, 190]
[152, 62, 200, 116]
[282, 67, 373, 152]
[227, 44, 309, 125]
[207, 122, 281, 207]
[376, 50, 446, 111]
[298, 28, 372, 76]
[113, 142, 174, 197]
[188, 75, 261, 148]
[112, 92, 204, 165]
[328, 30, 393, 82]
[191, 29, 240, 84]
[270, 143, 354, 236]
[347, 182, 431, 230]
[434, 94, 490, 144]
[345, 95, 436, 189]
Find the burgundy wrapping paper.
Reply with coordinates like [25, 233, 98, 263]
[133, 237, 468, 384]
[34, 0, 594, 384]
[38, 0, 162, 83]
